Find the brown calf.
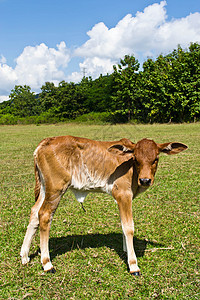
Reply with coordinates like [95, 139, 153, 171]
[20, 136, 187, 275]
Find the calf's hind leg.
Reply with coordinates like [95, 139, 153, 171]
[39, 191, 62, 272]
[20, 185, 45, 265]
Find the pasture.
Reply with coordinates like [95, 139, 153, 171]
[0, 123, 199, 299]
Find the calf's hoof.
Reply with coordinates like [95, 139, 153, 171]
[130, 271, 141, 276]
[47, 268, 56, 274]
[21, 256, 30, 265]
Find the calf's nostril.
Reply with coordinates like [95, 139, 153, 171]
[139, 178, 151, 186]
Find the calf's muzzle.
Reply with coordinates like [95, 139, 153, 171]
[139, 178, 152, 186]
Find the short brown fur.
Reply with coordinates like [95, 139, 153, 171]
[20, 136, 187, 274]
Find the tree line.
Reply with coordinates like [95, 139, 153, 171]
[0, 43, 199, 124]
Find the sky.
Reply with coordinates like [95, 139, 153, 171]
[0, 0, 200, 101]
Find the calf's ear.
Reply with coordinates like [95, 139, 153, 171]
[108, 139, 135, 155]
[108, 144, 134, 155]
[158, 142, 188, 155]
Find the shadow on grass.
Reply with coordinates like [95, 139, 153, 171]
[45, 233, 163, 270]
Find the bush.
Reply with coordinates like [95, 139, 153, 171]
[74, 110, 130, 124]
[0, 114, 18, 125]
[0, 112, 60, 125]
[74, 112, 110, 124]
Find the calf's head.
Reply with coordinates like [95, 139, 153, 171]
[109, 138, 188, 188]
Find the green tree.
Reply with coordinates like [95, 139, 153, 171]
[9, 85, 39, 117]
[54, 81, 86, 119]
[39, 82, 57, 111]
[112, 55, 140, 121]
[141, 55, 172, 122]
[140, 43, 200, 122]
[188, 43, 200, 121]
[80, 74, 114, 113]
[167, 43, 200, 121]
[1, 43, 199, 124]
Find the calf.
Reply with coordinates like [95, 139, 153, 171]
[20, 136, 187, 275]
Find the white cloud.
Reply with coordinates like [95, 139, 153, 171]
[156, 12, 200, 51]
[15, 42, 70, 88]
[0, 62, 18, 95]
[0, 42, 70, 98]
[0, 55, 7, 64]
[1, 1, 200, 98]
[0, 95, 9, 103]
[67, 57, 115, 82]
[67, 71, 83, 83]
[75, 1, 168, 59]
[74, 0, 200, 79]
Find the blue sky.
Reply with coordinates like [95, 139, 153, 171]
[0, 0, 200, 100]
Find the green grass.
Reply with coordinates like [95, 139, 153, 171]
[0, 123, 199, 299]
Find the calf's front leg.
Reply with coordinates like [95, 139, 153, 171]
[116, 192, 140, 276]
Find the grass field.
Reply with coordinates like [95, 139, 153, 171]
[0, 123, 199, 299]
